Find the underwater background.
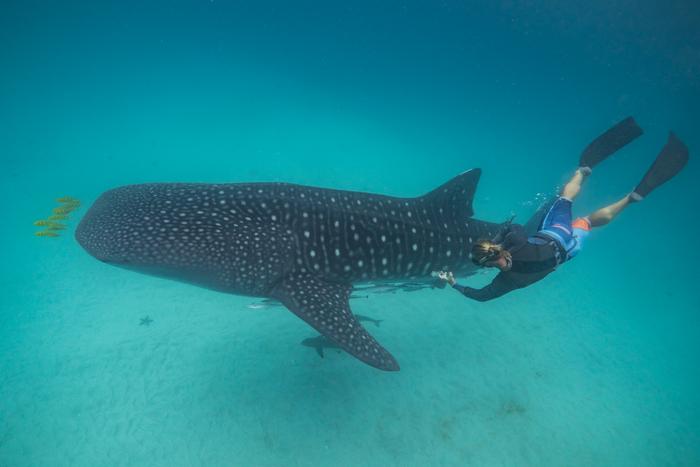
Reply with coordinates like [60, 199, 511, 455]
[1, 1, 699, 465]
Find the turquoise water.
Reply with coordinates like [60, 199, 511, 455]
[2, 1, 699, 465]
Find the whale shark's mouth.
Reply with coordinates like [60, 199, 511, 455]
[75, 188, 127, 262]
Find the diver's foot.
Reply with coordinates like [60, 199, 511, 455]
[578, 166, 592, 176]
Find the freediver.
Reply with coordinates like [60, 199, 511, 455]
[438, 117, 689, 301]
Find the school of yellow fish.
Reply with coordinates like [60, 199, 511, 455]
[34, 196, 81, 238]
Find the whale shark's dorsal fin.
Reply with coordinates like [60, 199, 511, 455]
[271, 272, 400, 371]
[418, 168, 481, 220]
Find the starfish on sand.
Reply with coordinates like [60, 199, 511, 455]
[139, 316, 153, 326]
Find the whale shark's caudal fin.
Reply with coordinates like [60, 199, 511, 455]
[418, 169, 481, 221]
[524, 197, 556, 236]
[271, 272, 400, 371]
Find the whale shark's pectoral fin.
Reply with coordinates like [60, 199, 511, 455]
[271, 272, 400, 371]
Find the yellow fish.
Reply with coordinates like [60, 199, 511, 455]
[35, 230, 60, 237]
[48, 214, 69, 221]
[34, 220, 66, 229]
[52, 206, 74, 215]
[56, 196, 80, 204]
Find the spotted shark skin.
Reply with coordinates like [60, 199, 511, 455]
[76, 169, 501, 370]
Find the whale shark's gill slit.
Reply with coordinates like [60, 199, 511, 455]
[270, 272, 399, 371]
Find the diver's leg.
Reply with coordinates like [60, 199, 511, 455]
[561, 168, 590, 201]
[588, 194, 634, 227]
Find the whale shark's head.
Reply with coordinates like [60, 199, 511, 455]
[75, 184, 224, 286]
[76, 186, 145, 265]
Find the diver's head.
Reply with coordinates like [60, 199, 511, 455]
[471, 240, 512, 271]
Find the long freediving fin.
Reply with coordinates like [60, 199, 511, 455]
[579, 117, 644, 169]
[632, 132, 689, 199]
[271, 272, 400, 371]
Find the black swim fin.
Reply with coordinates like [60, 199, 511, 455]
[579, 117, 644, 169]
[632, 132, 689, 199]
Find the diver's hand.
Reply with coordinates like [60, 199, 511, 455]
[437, 271, 456, 286]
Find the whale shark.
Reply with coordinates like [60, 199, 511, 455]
[76, 169, 502, 371]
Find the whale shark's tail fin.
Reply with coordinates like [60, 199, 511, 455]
[524, 197, 556, 236]
[419, 168, 481, 220]
[271, 272, 400, 371]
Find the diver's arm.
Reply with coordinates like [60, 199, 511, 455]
[451, 274, 514, 302]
